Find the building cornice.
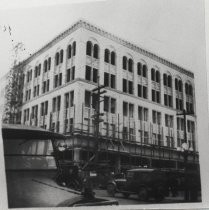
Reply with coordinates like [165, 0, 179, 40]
[19, 19, 194, 78]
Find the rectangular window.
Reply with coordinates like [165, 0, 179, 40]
[156, 91, 160, 103]
[152, 110, 156, 124]
[123, 79, 127, 93]
[37, 85, 39, 96]
[128, 81, 133, 94]
[52, 98, 56, 112]
[104, 96, 109, 112]
[92, 93, 97, 109]
[54, 75, 58, 88]
[85, 66, 91, 81]
[138, 84, 142, 97]
[59, 73, 62, 86]
[129, 103, 134, 118]
[138, 106, 142, 120]
[164, 94, 167, 106]
[143, 86, 147, 99]
[57, 96, 61, 111]
[45, 101, 48, 115]
[72, 66, 75, 80]
[123, 102, 128, 116]
[111, 74, 115, 89]
[42, 81, 46, 93]
[93, 68, 98, 83]
[66, 69, 71, 82]
[47, 80, 50, 91]
[65, 93, 69, 109]
[144, 108, 148, 121]
[111, 98, 116, 113]
[85, 91, 91, 107]
[168, 95, 172, 107]
[104, 72, 109, 87]
[70, 91, 74, 107]
[152, 89, 155, 102]
[157, 112, 161, 125]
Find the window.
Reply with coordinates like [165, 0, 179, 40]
[86, 41, 92, 56]
[111, 51, 115, 65]
[152, 89, 160, 103]
[67, 44, 71, 59]
[93, 44, 99, 59]
[123, 79, 133, 94]
[55, 52, 59, 66]
[165, 114, 173, 127]
[44, 60, 48, 72]
[54, 73, 62, 88]
[103, 96, 116, 113]
[123, 102, 128, 116]
[138, 106, 148, 121]
[65, 93, 69, 109]
[72, 41, 76, 56]
[142, 65, 147, 78]
[123, 56, 127, 70]
[40, 101, 48, 116]
[70, 91, 74, 107]
[129, 103, 134, 118]
[123, 79, 127, 93]
[104, 72, 109, 87]
[137, 62, 142, 76]
[60, 50, 64, 63]
[138, 84, 147, 99]
[52, 96, 61, 112]
[93, 68, 98, 83]
[104, 72, 115, 89]
[104, 49, 110, 63]
[128, 81, 133, 94]
[66, 66, 75, 82]
[152, 110, 161, 125]
[48, 57, 51, 70]
[85, 66, 91, 81]
[128, 59, 133, 72]
[85, 90, 91, 107]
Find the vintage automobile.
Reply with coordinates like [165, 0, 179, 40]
[106, 168, 169, 202]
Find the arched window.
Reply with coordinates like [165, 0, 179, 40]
[185, 83, 189, 95]
[175, 78, 178, 90]
[93, 44, 99, 59]
[60, 50, 64, 63]
[168, 75, 172, 88]
[72, 41, 76, 56]
[48, 57, 51, 70]
[104, 49, 110, 63]
[55, 52, 59, 66]
[68, 45, 72, 59]
[137, 62, 141, 75]
[86, 41, 92, 56]
[123, 56, 127, 70]
[178, 80, 182, 92]
[111, 51, 115, 65]
[142, 65, 147, 77]
[128, 59, 133, 72]
[156, 71, 160, 83]
[163, 74, 167, 86]
[44, 60, 47, 72]
[151, 68, 155, 81]
[189, 85, 193, 96]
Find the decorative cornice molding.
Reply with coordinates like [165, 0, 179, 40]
[18, 19, 194, 78]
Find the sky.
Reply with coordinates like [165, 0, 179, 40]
[0, 0, 209, 207]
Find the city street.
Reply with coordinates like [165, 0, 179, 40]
[6, 170, 201, 208]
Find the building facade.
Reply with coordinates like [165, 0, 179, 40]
[16, 20, 198, 171]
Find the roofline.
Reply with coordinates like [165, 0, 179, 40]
[17, 19, 194, 78]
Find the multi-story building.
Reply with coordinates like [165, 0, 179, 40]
[15, 20, 198, 171]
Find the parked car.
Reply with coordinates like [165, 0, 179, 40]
[107, 168, 169, 202]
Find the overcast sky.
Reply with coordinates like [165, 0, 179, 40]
[0, 0, 209, 206]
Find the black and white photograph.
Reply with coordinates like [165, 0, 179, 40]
[0, 0, 208, 209]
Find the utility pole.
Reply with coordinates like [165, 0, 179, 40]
[91, 76, 106, 166]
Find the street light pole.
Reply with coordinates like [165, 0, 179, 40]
[176, 109, 194, 201]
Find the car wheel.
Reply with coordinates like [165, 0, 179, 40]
[122, 193, 130, 198]
[138, 187, 148, 201]
[154, 186, 165, 202]
[107, 183, 116, 197]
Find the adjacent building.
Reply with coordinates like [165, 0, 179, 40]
[13, 20, 198, 171]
